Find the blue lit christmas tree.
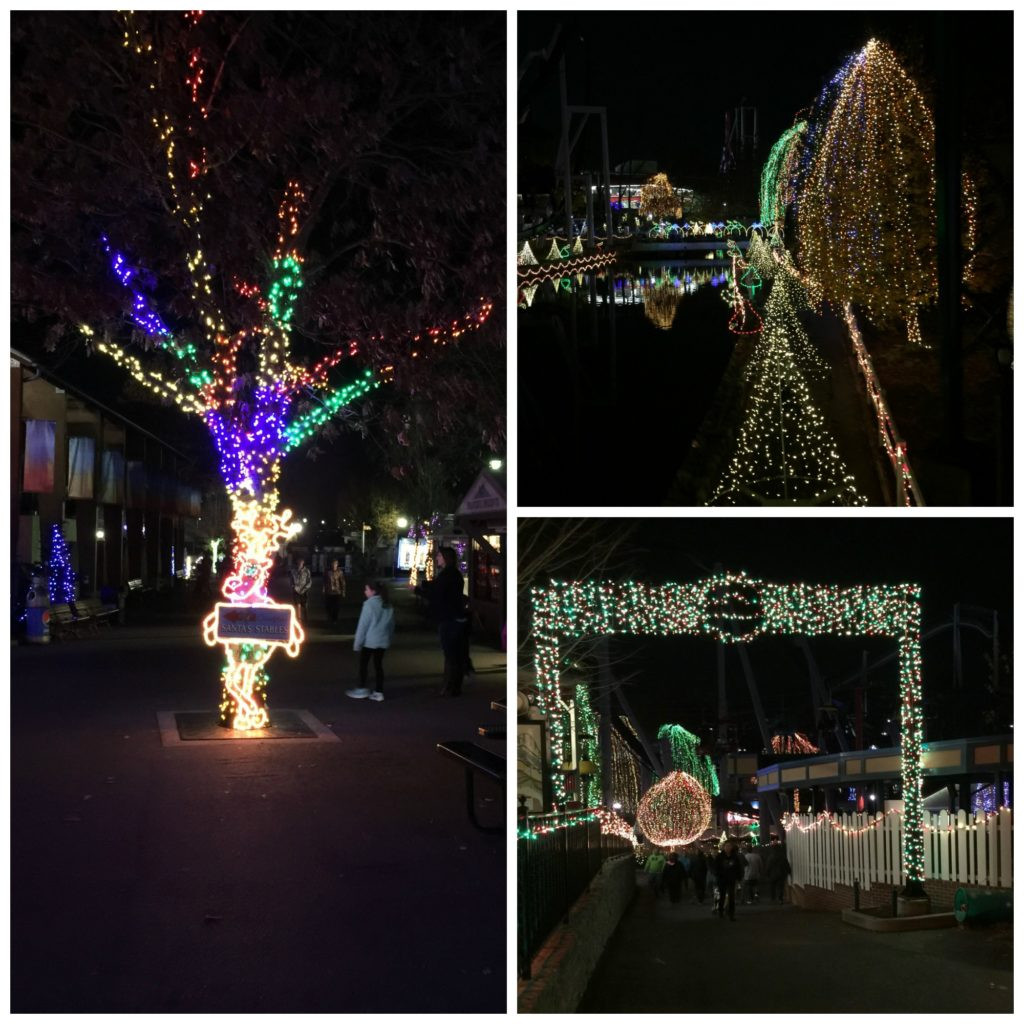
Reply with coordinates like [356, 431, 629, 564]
[47, 524, 76, 605]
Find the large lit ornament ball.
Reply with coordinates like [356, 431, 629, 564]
[636, 771, 712, 847]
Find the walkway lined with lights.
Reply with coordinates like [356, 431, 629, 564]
[577, 871, 1011, 1013]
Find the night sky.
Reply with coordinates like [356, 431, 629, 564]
[527, 517, 1013, 754]
[519, 11, 1012, 183]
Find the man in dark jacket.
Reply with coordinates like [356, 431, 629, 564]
[662, 852, 685, 903]
[422, 546, 468, 696]
[764, 838, 792, 903]
[690, 848, 709, 903]
[714, 840, 744, 920]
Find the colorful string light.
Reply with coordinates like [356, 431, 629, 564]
[638, 172, 679, 222]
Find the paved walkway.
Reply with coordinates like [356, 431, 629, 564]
[11, 588, 505, 1013]
[578, 872, 1012, 1013]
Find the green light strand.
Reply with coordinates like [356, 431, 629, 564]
[657, 723, 720, 797]
[759, 121, 806, 235]
[282, 369, 380, 450]
[267, 255, 304, 327]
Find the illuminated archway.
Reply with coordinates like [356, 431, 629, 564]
[531, 570, 926, 889]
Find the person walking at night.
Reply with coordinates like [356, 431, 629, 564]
[714, 840, 744, 921]
[323, 557, 346, 625]
[690, 847, 709, 904]
[420, 546, 468, 696]
[346, 581, 395, 702]
[290, 555, 312, 624]
[643, 849, 666, 894]
[743, 843, 763, 904]
[764, 837, 792, 903]
[662, 852, 685, 903]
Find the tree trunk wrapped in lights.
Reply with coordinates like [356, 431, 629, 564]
[85, 13, 491, 729]
[796, 38, 977, 345]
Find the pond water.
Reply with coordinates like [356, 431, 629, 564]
[518, 261, 738, 505]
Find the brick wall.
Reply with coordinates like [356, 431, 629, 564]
[791, 877, 1002, 914]
[518, 854, 636, 1013]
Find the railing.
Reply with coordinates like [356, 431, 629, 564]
[784, 807, 1012, 891]
[842, 302, 925, 506]
[517, 808, 633, 979]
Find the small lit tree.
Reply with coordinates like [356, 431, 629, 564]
[639, 172, 679, 222]
[47, 524, 77, 606]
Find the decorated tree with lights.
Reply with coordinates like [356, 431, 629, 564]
[796, 39, 977, 345]
[13, 11, 505, 506]
[711, 268, 863, 506]
[47, 524, 77, 606]
[639, 172, 679, 222]
[14, 12, 498, 728]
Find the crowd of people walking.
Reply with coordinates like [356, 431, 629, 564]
[643, 836, 791, 920]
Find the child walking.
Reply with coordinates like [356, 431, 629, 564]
[346, 581, 395, 702]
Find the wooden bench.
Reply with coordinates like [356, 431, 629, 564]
[437, 740, 505, 834]
[77, 596, 118, 628]
[49, 603, 92, 640]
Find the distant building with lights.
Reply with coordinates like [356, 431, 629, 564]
[11, 348, 209, 602]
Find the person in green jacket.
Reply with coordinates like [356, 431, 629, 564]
[644, 850, 667, 893]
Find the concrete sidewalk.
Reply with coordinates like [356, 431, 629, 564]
[577, 872, 1012, 1013]
[11, 592, 506, 1013]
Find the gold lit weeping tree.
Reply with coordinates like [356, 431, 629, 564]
[797, 39, 977, 345]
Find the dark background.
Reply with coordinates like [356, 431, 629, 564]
[519, 11, 1013, 184]
[525, 517, 1013, 753]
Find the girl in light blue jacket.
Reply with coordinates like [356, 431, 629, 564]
[346, 582, 396, 702]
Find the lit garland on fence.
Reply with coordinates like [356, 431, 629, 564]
[517, 808, 598, 841]
[594, 806, 639, 846]
[796, 39, 979, 345]
[636, 771, 712, 847]
[517, 249, 615, 286]
[842, 303, 923, 505]
[88, 13, 493, 729]
[783, 808, 1008, 836]
[47, 524, 77, 605]
[657, 724, 719, 796]
[710, 272, 865, 506]
[531, 572, 926, 883]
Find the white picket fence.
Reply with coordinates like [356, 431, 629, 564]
[785, 808, 1012, 891]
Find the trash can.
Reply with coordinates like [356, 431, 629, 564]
[25, 568, 51, 644]
[953, 887, 1012, 925]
